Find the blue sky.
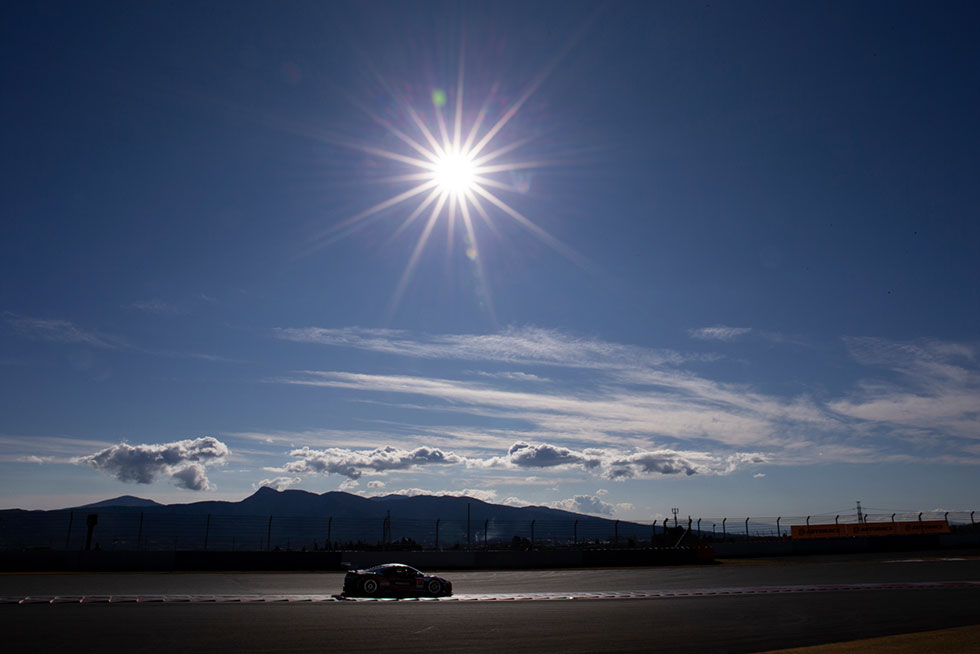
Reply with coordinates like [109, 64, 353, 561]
[2, 1, 978, 520]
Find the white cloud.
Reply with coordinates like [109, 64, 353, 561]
[830, 337, 980, 440]
[269, 326, 980, 470]
[551, 494, 615, 516]
[283, 445, 463, 479]
[338, 478, 359, 491]
[255, 476, 301, 491]
[688, 325, 753, 341]
[367, 480, 386, 489]
[273, 325, 694, 370]
[75, 437, 229, 490]
[754, 473, 766, 478]
[4, 313, 129, 349]
[273, 440, 763, 482]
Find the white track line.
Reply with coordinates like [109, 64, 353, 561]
[3, 581, 980, 605]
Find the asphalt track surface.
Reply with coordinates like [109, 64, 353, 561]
[2, 552, 979, 652]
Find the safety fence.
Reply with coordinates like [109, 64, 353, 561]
[0, 509, 976, 552]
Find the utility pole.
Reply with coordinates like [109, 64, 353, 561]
[856, 501, 864, 524]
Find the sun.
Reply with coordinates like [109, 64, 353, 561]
[432, 148, 476, 197]
[308, 47, 585, 314]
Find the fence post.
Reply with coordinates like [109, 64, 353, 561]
[971, 511, 975, 527]
[651, 520, 656, 547]
[530, 520, 535, 550]
[776, 517, 781, 537]
[85, 513, 98, 551]
[137, 512, 144, 551]
[66, 512, 74, 550]
[918, 512, 923, 533]
[944, 511, 948, 524]
[204, 514, 211, 551]
[697, 518, 701, 537]
[435, 518, 440, 550]
[835, 515, 839, 525]
[266, 515, 272, 551]
[722, 518, 726, 539]
[745, 517, 750, 539]
[891, 513, 895, 523]
[806, 516, 810, 526]
[688, 516, 692, 532]
[614, 520, 619, 546]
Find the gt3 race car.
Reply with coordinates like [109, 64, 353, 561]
[342, 563, 453, 597]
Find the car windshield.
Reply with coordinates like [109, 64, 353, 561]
[365, 564, 418, 574]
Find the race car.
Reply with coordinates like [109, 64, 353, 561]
[342, 563, 453, 597]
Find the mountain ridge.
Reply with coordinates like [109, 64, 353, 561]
[51, 487, 617, 523]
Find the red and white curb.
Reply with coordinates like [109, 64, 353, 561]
[2, 581, 979, 605]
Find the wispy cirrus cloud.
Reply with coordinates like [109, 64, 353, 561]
[4, 313, 242, 364]
[829, 337, 980, 440]
[129, 298, 181, 316]
[274, 325, 698, 370]
[4, 313, 131, 350]
[688, 325, 753, 341]
[267, 326, 980, 472]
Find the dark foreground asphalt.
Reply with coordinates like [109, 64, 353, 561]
[2, 553, 978, 652]
[3, 590, 980, 653]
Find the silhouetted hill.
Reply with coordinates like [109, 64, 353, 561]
[73, 495, 163, 509]
[43, 487, 616, 524]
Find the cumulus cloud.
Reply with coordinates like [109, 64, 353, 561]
[367, 480, 386, 489]
[272, 439, 765, 483]
[75, 437, 229, 490]
[688, 326, 752, 341]
[338, 478, 359, 491]
[504, 441, 601, 469]
[255, 476, 301, 491]
[479, 441, 763, 480]
[551, 494, 615, 516]
[284, 445, 463, 479]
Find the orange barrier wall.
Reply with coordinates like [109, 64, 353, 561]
[791, 520, 950, 539]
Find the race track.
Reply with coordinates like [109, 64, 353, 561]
[2, 552, 979, 652]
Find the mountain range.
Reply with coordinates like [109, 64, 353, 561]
[59, 487, 616, 524]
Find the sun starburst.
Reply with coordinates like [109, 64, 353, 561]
[308, 46, 584, 315]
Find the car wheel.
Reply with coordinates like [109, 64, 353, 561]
[426, 579, 442, 596]
[362, 578, 379, 596]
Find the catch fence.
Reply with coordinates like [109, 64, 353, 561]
[0, 509, 976, 552]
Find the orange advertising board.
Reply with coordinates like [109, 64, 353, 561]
[791, 520, 950, 540]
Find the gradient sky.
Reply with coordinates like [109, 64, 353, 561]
[2, 1, 978, 521]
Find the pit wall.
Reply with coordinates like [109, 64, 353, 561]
[712, 532, 980, 558]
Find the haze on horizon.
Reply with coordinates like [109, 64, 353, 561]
[2, 1, 978, 521]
